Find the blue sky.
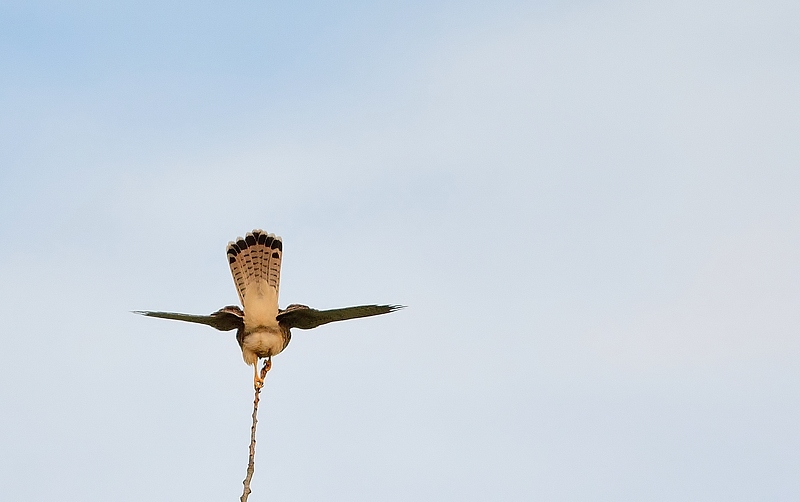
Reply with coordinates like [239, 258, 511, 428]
[1, 0, 799, 500]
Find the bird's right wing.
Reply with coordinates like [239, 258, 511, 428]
[133, 306, 244, 331]
[276, 304, 404, 330]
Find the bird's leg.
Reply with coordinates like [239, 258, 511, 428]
[253, 357, 272, 389]
[253, 356, 272, 390]
[261, 357, 272, 379]
[253, 361, 263, 390]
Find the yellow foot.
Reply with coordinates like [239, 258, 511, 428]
[253, 367, 264, 389]
[253, 357, 271, 389]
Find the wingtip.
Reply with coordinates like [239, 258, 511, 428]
[132, 310, 159, 317]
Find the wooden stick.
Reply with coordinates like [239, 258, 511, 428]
[241, 358, 271, 502]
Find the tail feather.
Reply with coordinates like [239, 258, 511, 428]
[268, 238, 282, 292]
[227, 230, 283, 308]
[227, 238, 247, 304]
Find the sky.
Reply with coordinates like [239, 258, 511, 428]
[1, 0, 799, 500]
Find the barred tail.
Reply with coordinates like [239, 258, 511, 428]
[226, 230, 283, 306]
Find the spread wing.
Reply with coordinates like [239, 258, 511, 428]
[276, 304, 404, 330]
[133, 306, 244, 331]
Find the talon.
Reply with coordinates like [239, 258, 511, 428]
[253, 362, 265, 389]
[252, 357, 271, 389]
[254, 373, 264, 389]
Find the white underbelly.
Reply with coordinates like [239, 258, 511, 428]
[241, 329, 285, 365]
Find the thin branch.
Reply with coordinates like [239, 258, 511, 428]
[241, 358, 271, 502]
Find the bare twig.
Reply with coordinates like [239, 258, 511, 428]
[241, 358, 271, 502]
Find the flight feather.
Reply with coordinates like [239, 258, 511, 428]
[277, 304, 404, 330]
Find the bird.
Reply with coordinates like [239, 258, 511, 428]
[134, 229, 402, 388]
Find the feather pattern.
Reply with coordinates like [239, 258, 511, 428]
[227, 230, 282, 304]
[227, 230, 283, 329]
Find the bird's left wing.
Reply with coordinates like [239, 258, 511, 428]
[133, 306, 244, 331]
[276, 304, 403, 330]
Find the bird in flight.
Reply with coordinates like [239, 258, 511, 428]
[135, 229, 402, 387]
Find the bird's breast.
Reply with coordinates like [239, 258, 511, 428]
[239, 326, 289, 365]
